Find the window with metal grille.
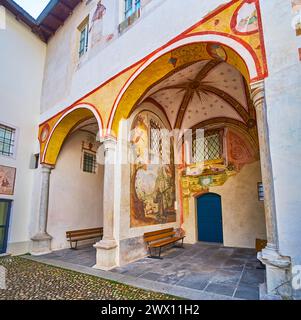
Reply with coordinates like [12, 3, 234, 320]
[83, 152, 97, 173]
[0, 124, 15, 157]
[193, 131, 222, 162]
[150, 119, 162, 160]
[78, 19, 89, 58]
[125, 0, 141, 19]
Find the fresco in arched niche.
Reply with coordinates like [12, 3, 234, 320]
[227, 130, 255, 170]
[130, 112, 176, 227]
[231, 0, 259, 35]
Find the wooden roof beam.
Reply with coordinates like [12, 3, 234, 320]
[49, 12, 64, 25]
[60, 1, 73, 13]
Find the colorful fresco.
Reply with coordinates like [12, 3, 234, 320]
[89, 1, 114, 48]
[0, 165, 16, 195]
[231, 0, 258, 35]
[179, 128, 258, 226]
[206, 43, 227, 61]
[292, 0, 301, 36]
[227, 130, 255, 170]
[39, 0, 268, 166]
[130, 113, 176, 227]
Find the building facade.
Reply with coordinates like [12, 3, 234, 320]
[1, 0, 301, 299]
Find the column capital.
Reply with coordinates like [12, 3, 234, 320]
[96, 136, 117, 165]
[40, 164, 54, 173]
[250, 80, 265, 110]
[103, 136, 117, 151]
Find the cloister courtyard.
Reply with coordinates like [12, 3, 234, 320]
[1, 0, 300, 301]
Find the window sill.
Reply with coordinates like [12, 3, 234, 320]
[118, 8, 141, 35]
[0, 153, 16, 161]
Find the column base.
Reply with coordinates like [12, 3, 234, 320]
[93, 239, 118, 271]
[259, 283, 283, 300]
[31, 232, 52, 256]
[258, 244, 291, 298]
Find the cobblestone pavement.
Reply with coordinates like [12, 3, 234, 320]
[0, 256, 177, 300]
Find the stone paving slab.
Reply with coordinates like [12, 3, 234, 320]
[26, 242, 265, 300]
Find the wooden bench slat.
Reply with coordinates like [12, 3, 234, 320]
[70, 235, 102, 241]
[144, 228, 174, 238]
[144, 231, 176, 242]
[66, 227, 103, 249]
[149, 236, 184, 248]
[70, 232, 102, 241]
[66, 227, 102, 233]
[67, 232, 102, 239]
[66, 228, 102, 237]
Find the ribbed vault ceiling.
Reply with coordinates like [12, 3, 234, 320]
[140, 60, 255, 130]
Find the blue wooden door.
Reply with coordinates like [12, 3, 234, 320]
[197, 193, 223, 243]
[0, 200, 12, 254]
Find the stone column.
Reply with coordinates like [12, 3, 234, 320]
[251, 81, 291, 298]
[94, 137, 118, 270]
[31, 165, 53, 255]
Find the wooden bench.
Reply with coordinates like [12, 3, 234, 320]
[255, 238, 267, 269]
[144, 228, 185, 259]
[256, 238, 267, 253]
[66, 227, 103, 249]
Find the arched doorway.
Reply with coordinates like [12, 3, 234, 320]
[197, 193, 223, 243]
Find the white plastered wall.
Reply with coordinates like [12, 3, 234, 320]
[47, 131, 104, 250]
[0, 10, 46, 254]
[259, 0, 301, 298]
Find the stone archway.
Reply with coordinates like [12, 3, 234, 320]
[32, 105, 104, 255]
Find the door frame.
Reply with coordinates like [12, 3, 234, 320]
[195, 192, 224, 244]
[0, 199, 12, 254]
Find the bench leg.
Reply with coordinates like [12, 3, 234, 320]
[147, 247, 163, 259]
[173, 238, 185, 249]
[70, 241, 76, 249]
[147, 245, 152, 258]
[158, 247, 162, 259]
[70, 240, 78, 250]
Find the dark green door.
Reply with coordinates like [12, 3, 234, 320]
[197, 193, 223, 243]
[0, 199, 12, 254]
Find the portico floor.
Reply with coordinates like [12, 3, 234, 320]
[27, 242, 265, 300]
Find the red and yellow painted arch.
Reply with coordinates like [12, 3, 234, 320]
[40, 0, 267, 166]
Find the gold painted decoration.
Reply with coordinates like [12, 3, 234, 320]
[39, 124, 50, 143]
[207, 43, 227, 61]
[39, 0, 267, 166]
